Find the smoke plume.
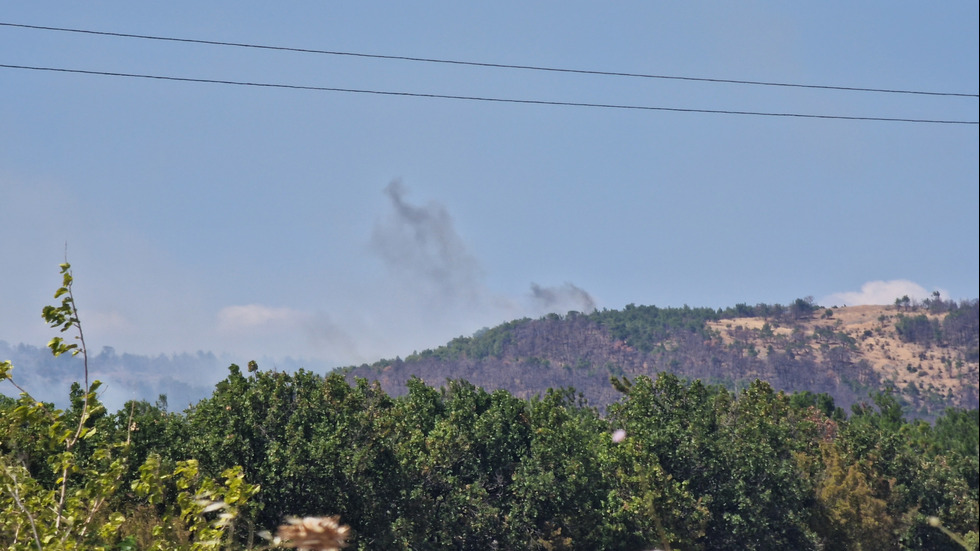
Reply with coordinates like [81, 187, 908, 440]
[529, 282, 597, 315]
[370, 181, 485, 307]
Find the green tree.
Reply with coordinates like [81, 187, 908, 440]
[505, 388, 612, 549]
[609, 374, 817, 549]
[178, 366, 397, 548]
[810, 442, 898, 551]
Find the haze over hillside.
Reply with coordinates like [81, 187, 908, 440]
[0, 341, 334, 411]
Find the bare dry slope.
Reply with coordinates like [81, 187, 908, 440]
[706, 304, 978, 412]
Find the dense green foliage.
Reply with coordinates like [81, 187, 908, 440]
[590, 304, 722, 353]
[5, 364, 979, 549]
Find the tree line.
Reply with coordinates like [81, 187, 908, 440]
[3, 363, 977, 550]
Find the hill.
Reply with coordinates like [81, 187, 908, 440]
[344, 299, 979, 419]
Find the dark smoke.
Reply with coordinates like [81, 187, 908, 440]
[370, 181, 484, 305]
[530, 282, 597, 315]
[370, 181, 599, 329]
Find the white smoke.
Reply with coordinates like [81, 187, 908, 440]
[821, 280, 947, 306]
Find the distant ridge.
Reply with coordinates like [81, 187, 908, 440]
[6, 299, 976, 418]
[344, 300, 979, 419]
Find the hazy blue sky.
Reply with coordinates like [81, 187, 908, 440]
[2, 3, 978, 375]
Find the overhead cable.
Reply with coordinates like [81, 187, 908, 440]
[2, 21, 977, 99]
[2, 63, 976, 125]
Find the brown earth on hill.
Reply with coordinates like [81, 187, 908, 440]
[708, 305, 976, 405]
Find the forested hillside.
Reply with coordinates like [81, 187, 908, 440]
[344, 298, 979, 419]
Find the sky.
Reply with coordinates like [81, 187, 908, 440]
[2, 3, 978, 386]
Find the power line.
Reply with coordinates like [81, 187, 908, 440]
[3, 21, 978, 99]
[2, 63, 976, 125]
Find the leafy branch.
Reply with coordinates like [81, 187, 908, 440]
[1, 260, 267, 549]
[40, 261, 105, 530]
